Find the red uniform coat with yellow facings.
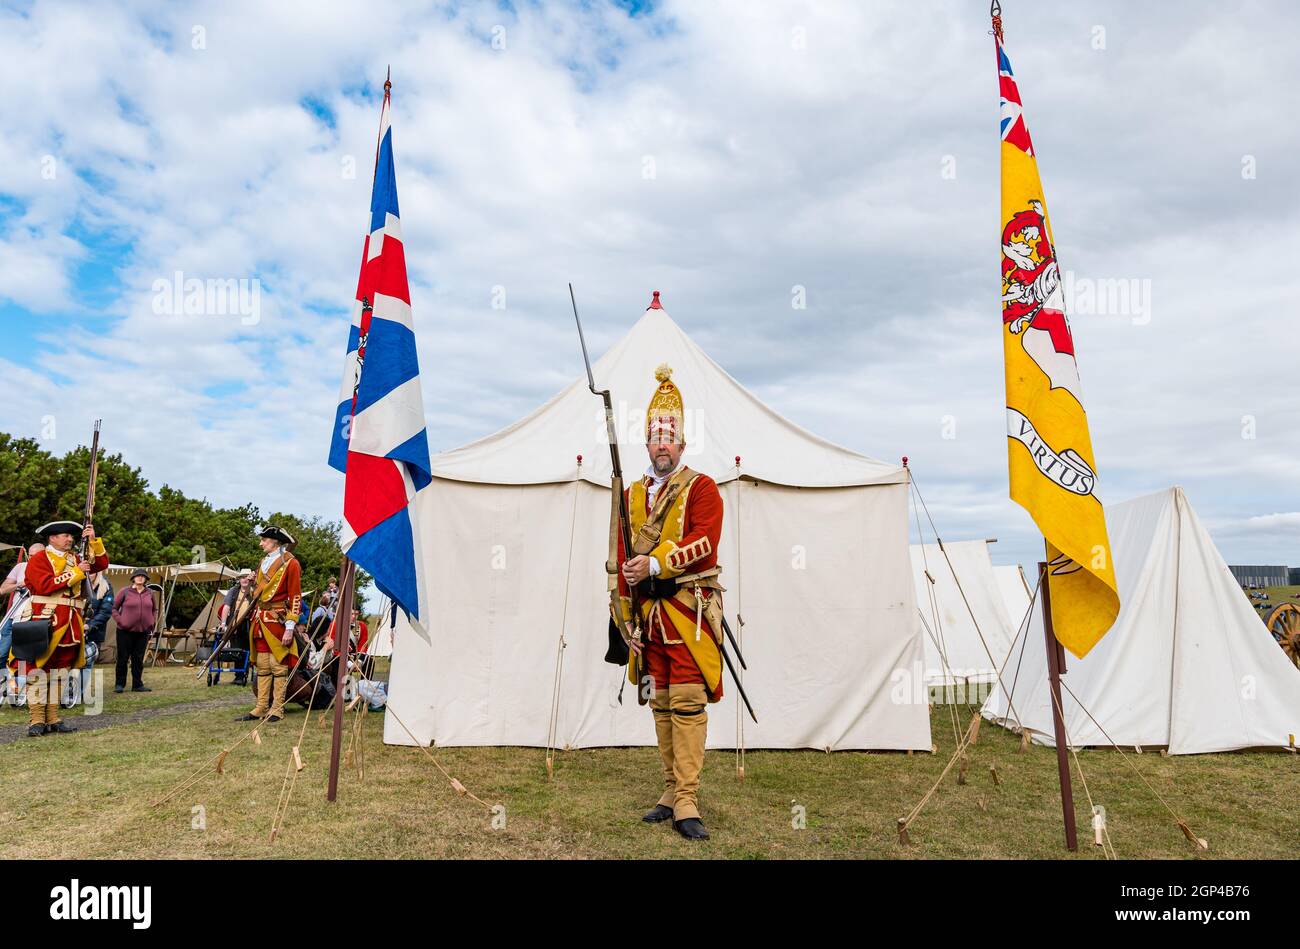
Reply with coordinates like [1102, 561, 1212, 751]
[17, 539, 109, 671]
[253, 553, 302, 667]
[616, 469, 725, 700]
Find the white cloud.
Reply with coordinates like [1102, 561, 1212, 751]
[0, 0, 1296, 577]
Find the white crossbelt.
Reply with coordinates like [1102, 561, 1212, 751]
[28, 594, 86, 609]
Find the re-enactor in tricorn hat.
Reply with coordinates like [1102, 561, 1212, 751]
[236, 525, 303, 723]
[613, 364, 726, 840]
[12, 521, 110, 736]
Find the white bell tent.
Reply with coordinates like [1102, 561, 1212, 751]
[367, 598, 395, 659]
[982, 487, 1300, 754]
[383, 294, 932, 751]
[993, 564, 1033, 635]
[910, 540, 1019, 687]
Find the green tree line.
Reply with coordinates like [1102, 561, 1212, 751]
[0, 432, 368, 625]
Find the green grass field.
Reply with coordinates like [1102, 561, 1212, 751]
[0, 664, 1295, 860]
[1252, 584, 1300, 613]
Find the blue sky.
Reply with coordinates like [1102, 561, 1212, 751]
[0, 0, 1297, 581]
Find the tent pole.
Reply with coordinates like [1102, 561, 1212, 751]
[327, 556, 356, 802]
[190, 586, 218, 667]
[1038, 556, 1077, 852]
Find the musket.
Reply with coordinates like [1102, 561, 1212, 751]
[196, 625, 234, 679]
[195, 605, 236, 679]
[194, 581, 256, 679]
[570, 284, 644, 660]
[77, 420, 102, 560]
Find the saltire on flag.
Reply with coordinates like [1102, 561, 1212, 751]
[329, 79, 432, 632]
[995, 14, 1119, 658]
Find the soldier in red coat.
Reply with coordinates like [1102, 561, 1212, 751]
[325, 607, 374, 682]
[236, 526, 302, 723]
[13, 521, 109, 737]
[613, 365, 725, 841]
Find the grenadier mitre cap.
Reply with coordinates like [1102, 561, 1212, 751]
[645, 364, 685, 444]
[36, 520, 83, 540]
[259, 525, 297, 546]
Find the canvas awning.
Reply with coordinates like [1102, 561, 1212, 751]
[104, 561, 241, 587]
[103, 561, 242, 633]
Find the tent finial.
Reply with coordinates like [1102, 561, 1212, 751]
[902, 455, 909, 467]
[649, 290, 662, 310]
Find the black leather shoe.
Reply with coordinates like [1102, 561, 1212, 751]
[113, 685, 125, 693]
[266, 714, 284, 723]
[232, 677, 247, 686]
[47, 722, 78, 734]
[27, 724, 45, 738]
[642, 804, 674, 823]
[674, 818, 709, 840]
[236, 713, 260, 721]
[132, 685, 152, 692]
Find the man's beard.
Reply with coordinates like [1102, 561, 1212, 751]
[653, 454, 675, 475]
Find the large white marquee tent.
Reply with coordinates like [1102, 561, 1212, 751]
[384, 296, 932, 751]
[982, 487, 1300, 754]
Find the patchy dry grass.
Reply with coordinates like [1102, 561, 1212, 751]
[0, 665, 1295, 859]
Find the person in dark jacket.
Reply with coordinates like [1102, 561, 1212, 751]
[218, 570, 253, 686]
[65, 572, 113, 707]
[111, 570, 156, 693]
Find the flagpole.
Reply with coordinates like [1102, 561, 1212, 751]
[1038, 555, 1078, 851]
[327, 68, 392, 803]
[326, 556, 356, 802]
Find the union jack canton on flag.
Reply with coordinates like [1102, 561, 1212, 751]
[328, 80, 432, 633]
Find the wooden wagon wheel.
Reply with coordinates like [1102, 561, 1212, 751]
[1263, 603, 1300, 668]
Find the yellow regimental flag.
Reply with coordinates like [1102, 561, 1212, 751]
[995, 26, 1119, 657]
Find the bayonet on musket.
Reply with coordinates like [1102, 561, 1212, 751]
[570, 284, 644, 668]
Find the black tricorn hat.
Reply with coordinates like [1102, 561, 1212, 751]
[36, 520, 84, 541]
[259, 525, 297, 546]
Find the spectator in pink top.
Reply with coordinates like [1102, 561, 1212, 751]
[111, 570, 157, 693]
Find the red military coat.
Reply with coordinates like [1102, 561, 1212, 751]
[329, 618, 369, 656]
[616, 466, 725, 700]
[251, 551, 302, 667]
[14, 538, 109, 671]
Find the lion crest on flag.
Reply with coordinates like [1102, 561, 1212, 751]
[1000, 200, 1082, 406]
[996, 27, 1120, 658]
